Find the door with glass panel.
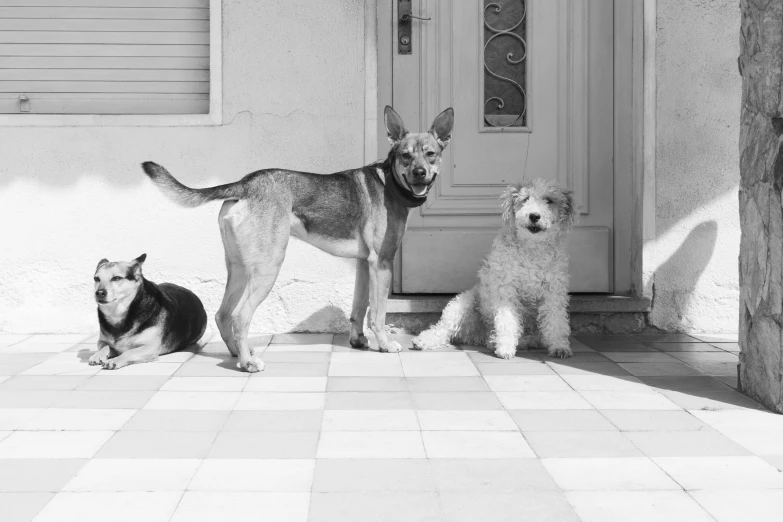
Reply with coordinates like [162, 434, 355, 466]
[385, 0, 615, 293]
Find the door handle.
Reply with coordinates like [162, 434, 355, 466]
[398, 0, 431, 55]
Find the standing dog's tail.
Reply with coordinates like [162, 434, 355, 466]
[141, 161, 245, 208]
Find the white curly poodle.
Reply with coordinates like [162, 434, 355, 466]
[412, 178, 577, 359]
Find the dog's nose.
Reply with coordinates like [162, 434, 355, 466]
[412, 167, 426, 179]
[529, 213, 541, 223]
[95, 289, 107, 299]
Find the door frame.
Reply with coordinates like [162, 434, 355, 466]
[369, 0, 652, 298]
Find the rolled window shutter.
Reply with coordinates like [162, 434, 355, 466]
[0, 0, 209, 115]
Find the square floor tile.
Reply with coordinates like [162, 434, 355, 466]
[326, 377, 408, 392]
[154, 352, 195, 364]
[0, 459, 87, 492]
[144, 391, 240, 410]
[64, 458, 200, 491]
[559, 374, 648, 391]
[690, 489, 783, 522]
[174, 364, 246, 377]
[509, 409, 617, 431]
[20, 408, 135, 431]
[662, 390, 762, 410]
[317, 431, 425, 459]
[635, 334, 700, 343]
[399, 353, 479, 377]
[711, 342, 740, 353]
[484, 375, 571, 392]
[603, 352, 678, 363]
[669, 351, 738, 364]
[429, 459, 559, 491]
[407, 377, 489, 392]
[75, 376, 169, 391]
[0, 408, 44, 430]
[0, 391, 61, 408]
[417, 410, 516, 431]
[719, 429, 783, 455]
[234, 392, 325, 410]
[34, 492, 182, 522]
[0, 376, 90, 391]
[0, 431, 113, 459]
[244, 377, 327, 392]
[171, 491, 309, 522]
[690, 333, 739, 343]
[24, 335, 90, 345]
[548, 361, 632, 376]
[308, 491, 439, 522]
[325, 392, 413, 410]
[322, 410, 419, 431]
[438, 490, 580, 522]
[272, 333, 333, 344]
[0, 334, 31, 347]
[600, 410, 709, 431]
[95, 431, 216, 459]
[265, 343, 332, 353]
[541, 457, 680, 490]
[52, 391, 155, 409]
[208, 431, 319, 459]
[618, 362, 704, 377]
[581, 391, 680, 410]
[312, 459, 434, 491]
[189, 459, 314, 491]
[763, 455, 783, 470]
[328, 353, 404, 377]
[258, 351, 330, 363]
[121, 410, 229, 432]
[1, 492, 54, 522]
[638, 375, 731, 393]
[496, 391, 593, 410]
[652, 456, 783, 489]
[97, 363, 182, 377]
[160, 377, 248, 392]
[422, 431, 535, 459]
[649, 342, 723, 352]
[625, 431, 751, 457]
[260, 362, 330, 377]
[412, 392, 502, 410]
[467, 350, 545, 364]
[691, 409, 783, 431]
[222, 411, 323, 432]
[2, 343, 84, 354]
[474, 362, 555, 375]
[567, 491, 715, 522]
[525, 431, 642, 458]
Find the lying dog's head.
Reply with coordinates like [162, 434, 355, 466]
[501, 179, 577, 240]
[93, 254, 146, 306]
[384, 106, 454, 198]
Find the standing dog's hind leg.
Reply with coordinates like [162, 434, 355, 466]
[349, 259, 370, 349]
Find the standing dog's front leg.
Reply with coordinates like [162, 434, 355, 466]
[367, 258, 400, 353]
[538, 291, 572, 359]
[492, 303, 521, 360]
[349, 259, 371, 348]
[102, 344, 160, 370]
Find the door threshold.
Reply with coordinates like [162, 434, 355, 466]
[388, 294, 651, 314]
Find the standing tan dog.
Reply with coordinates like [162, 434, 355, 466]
[142, 106, 454, 372]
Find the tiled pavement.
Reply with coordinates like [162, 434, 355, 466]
[0, 331, 781, 521]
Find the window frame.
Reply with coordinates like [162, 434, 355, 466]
[0, 0, 222, 127]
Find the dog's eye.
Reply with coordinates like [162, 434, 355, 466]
[520, 196, 529, 204]
[402, 152, 412, 160]
[111, 276, 122, 282]
[93, 277, 99, 282]
[426, 151, 435, 158]
[545, 198, 554, 205]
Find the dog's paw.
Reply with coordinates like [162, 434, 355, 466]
[88, 353, 108, 366]
[349, 334, 370, 349]
[101, 358, 120, 370]
[411, 330, 446, 351]
[238, 356, 265, 373]
[494, 347, 517, 360]
[379, 340, 402, 353]
[548, 346, 573, 359]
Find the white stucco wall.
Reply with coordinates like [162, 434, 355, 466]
[0, 0, 366, 334]
[649, 0, 741, 333]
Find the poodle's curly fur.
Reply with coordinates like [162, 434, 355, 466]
[412, 178, 577, 359]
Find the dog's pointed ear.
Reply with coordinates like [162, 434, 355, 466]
[384, 106, 408, 145]
[500, 184, 521, 229]
[429, 108, 454, 149]
[130, 254, 147, 278]
[96, 258, 109, 270]
[133, 254, 147, 265]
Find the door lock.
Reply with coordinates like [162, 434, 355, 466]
[398, 0, 430, 55]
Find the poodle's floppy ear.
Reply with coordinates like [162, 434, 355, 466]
[500, 184, 521, 229]
[559, 189, 578, 229]
[384, 106, 408, 145]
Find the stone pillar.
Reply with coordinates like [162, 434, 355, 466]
[738, 0, 783, 413]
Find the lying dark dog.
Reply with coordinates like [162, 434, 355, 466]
[90, 254, 207, 370]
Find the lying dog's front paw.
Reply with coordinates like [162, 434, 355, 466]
[238, 356, 265, 373]
[101, 358, 120, 370]
[379, 340, 402, 353]
[548, 346, 573, 359]
[88, 353, 107, 366]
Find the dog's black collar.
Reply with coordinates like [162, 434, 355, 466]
[378, 154, 435, 208]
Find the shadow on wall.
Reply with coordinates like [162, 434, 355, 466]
[650, 221, 718, 329]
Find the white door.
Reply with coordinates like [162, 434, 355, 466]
[386, 0, 615, 293]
